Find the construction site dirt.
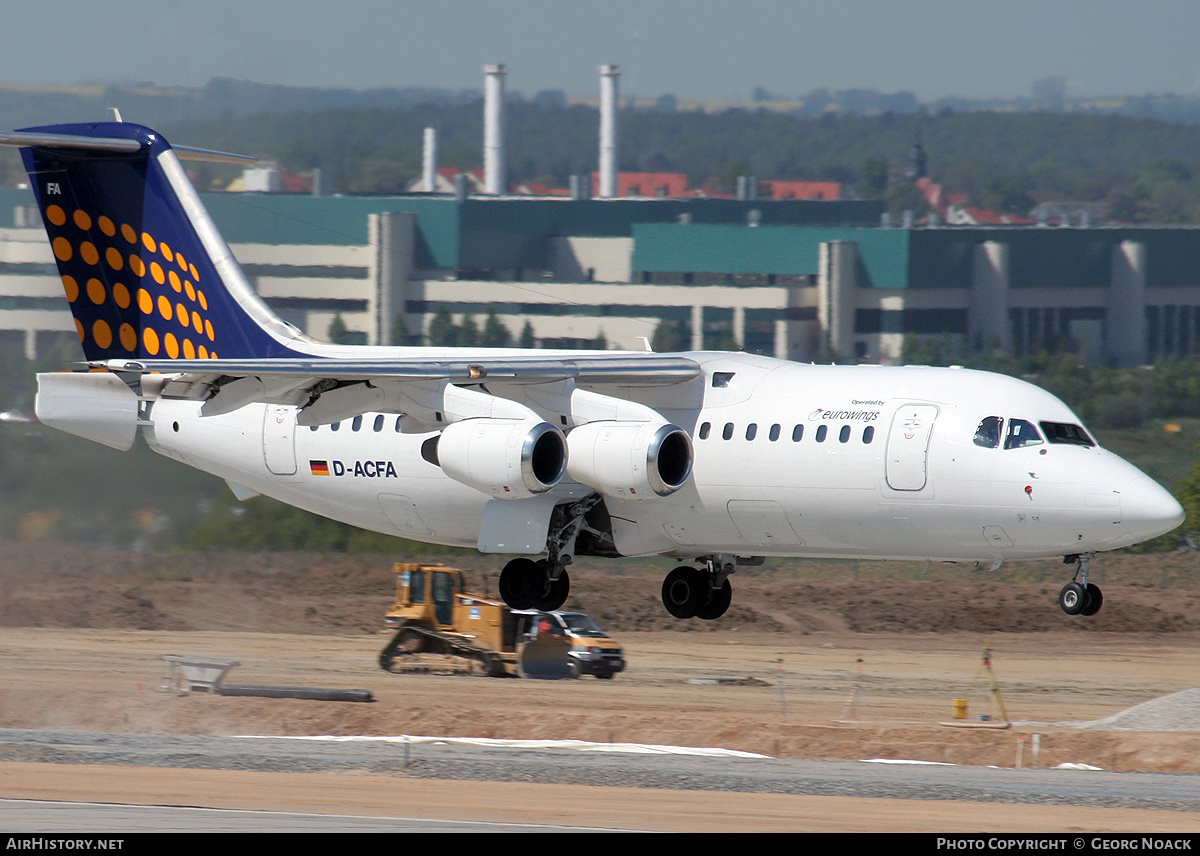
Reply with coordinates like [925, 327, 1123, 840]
[2, 542, 1200, 831]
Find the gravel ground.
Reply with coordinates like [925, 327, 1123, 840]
[2, 728, 1200, 813]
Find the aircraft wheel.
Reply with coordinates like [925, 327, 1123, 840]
[662, 567, 704, 619]
[500, 558, 544, 610]
[1059, 581, 1087, 616]
[534, 567, 570, 611]
[1080, 583, 1104, 616]
[696, 579, 732, 620]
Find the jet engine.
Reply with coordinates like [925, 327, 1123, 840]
[435, 418, 567, 499]
[566, 421, 693, 499]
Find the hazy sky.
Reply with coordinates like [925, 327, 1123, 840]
[5, 1, 1198, 102]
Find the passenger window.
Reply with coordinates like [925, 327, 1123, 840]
[395, 416, 404, 432]
[309, 425, 318, 432]
[769, 424, 780, 441]
[1004, 419, 1043, 449]
[351, 415, 362, 432]
[722, 422, 734, 440]
[839, 425, 851, 443]
[974, 416, 1002, 449]
[862, 426, 875, 444]
[373, 415, 384, 432]
[792, 424, 804, 442]
[698, 422, 711, 440]
[1039, 421, 1095, 447]
[745, 423, 757, 441]
[331, 421, 340, 432]
[815, 425, 827, 443]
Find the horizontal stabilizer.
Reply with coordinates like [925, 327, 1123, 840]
[0, 131, 142, 153]
[0, 131, 255, 164]
[173, 145, 257, 165]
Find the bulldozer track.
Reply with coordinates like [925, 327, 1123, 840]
[379, 623, 511, 677]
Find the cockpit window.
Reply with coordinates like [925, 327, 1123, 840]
[1004, 419, 1044, 449]
[973, 416, 1002, 449]
[1039, 421, 1095, 447]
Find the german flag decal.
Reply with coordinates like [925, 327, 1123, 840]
[309, 460, 331, 476]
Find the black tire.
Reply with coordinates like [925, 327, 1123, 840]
[499, 558, 543, 610]
[696, 579, 732, 620]
[1059, 581, 1087, 615]
[1080, 583, 1104, 616]
[534, 568, 570, 611]
[662, 567, 704, 618]
[595, 671, 615, 680]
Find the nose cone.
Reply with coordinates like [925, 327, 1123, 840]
[1122, 475, 1185, 544]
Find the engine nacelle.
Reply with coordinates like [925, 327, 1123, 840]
[566, 421, 693, 500]
[436, 418, 567, 499]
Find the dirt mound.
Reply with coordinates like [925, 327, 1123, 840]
[1082, 689, 1200, 731]
[0, 542, 1198, 637]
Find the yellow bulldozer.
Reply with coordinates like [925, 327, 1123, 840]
[379, 562, 625, 679]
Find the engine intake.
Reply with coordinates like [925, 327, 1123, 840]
[436, 418, 567, 499]
[566, 421, 693, 499]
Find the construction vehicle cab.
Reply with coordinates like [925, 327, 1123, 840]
[389, 564, 469, 630]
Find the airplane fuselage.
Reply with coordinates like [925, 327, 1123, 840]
[131, 351, 1171, 564]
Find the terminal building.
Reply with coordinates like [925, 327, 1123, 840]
[1, 187, 1200, 367]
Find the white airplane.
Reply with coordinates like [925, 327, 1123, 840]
[1, 122, 1184, 621]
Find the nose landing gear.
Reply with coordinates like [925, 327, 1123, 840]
[1060, 553, 1102, 616]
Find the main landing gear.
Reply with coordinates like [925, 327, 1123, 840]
[1059, 553, 1103, 617]
[499, 558, 569, 611]
[498, 496, 604, 612]
[661, 555, 736, 620]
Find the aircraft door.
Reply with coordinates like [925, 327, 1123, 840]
[885, 404, 938, 491]
[262, 404, 297, 475]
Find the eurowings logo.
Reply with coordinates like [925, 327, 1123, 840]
[809, 407, 880, 422]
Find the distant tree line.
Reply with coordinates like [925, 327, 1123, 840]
[421, 306, 608, 350]
[116, 103, 1200, 223]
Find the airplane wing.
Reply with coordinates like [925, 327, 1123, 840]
[99, 353, 704, 423]
[102, 353, 701, 387]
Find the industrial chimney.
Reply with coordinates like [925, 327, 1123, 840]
[598, 64, 620, 198]
[483, 64, 507, 195]
[422, 127, 438, 193]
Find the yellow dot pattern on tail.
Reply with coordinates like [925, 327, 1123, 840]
[42, 203, 219, 360]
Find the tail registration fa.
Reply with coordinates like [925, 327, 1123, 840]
[2, 122, 1184, 620]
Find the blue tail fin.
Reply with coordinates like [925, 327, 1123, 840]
[13, 122, 306, 361]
